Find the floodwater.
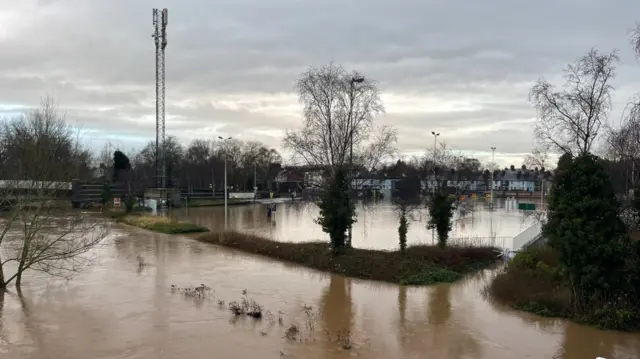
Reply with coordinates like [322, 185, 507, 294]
[173, 198, 538, 250]
[1, 208, 639, 358]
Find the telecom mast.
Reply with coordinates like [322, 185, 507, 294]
[152, 8, 168, 189]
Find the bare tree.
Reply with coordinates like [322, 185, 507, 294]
[530, 48, 620, 156]
[629, 22, 640, 59]
[283, 63, 396, 180]
[0, 99, 110, 289]
[411, 142, 467, 193]
[524, 146, 550, 169]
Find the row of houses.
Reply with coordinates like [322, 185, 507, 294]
[274, 168, 552, 194]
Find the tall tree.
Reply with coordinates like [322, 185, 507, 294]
[530, 48, 620, 155]
[284, 63, 396, 250]
[283, 63, 397, 177]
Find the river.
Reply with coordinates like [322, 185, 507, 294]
[1, 202, 639, 358]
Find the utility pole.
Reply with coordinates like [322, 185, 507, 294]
[431, 131, 440, 193]
[431, 131, 440, 245]
[218, 136, 232, 230]
[152, 8, 168, 193]
[541, 159, 545, 209]
[347, 75, 364, 248]
[490, 147, 496, 208]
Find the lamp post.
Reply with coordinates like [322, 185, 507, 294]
[430, 131, 440, 244]
[541, 159, 545, 209]
[490, 147, 496, 208]
[218, 136, 232, 230]
[347, 75, 364, 248]
[431, 131, 440, 192]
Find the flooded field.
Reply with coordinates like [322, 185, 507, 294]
[1, 226, 639, 359]
[173, 199, 537, 250]
[1, 201, 639, 359]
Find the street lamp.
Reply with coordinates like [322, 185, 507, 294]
[541, 159, 545, 209]
[218, 136, 232, 230]
[490, 147, 496, 207]
[430, 131, 440, 245]
[431, 131, 440, 192]
[347, 75, 365, 248]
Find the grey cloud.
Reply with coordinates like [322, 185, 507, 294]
[3, 0, 640, 163]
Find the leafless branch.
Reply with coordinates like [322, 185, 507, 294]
[629, 22, 640, 60]
[0, 98, 110, 289]
[283, 63, 394, 182]
[530, 48, 619, 156]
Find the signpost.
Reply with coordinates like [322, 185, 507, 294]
[113, 197, 121, 208]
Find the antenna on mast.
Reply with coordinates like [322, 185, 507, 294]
[152, 8, 168, 191]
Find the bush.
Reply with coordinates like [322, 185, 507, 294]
[399, 267, 461, 285]
[397, 201, 409, 253]
[124, 196, 136, 213]
[488, 246, 640, 331]
[488, 246, 570, 317]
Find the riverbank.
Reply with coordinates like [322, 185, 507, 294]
[110, 212, 210, 234]
[487, 246, 640, 331]
[196, 231, 499, 285]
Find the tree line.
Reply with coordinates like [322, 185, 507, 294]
[96, 136, 283, 192]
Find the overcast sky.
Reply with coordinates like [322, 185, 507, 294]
[2, 0, 640, 167]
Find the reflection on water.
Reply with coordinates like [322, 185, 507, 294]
[0, 228, 638, 359]
[173, 199, 537, 250]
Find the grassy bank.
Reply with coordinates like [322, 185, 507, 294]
[487, 246, 640, 331]
[196, 231, 499, 285]
[111, 212, 210, 234]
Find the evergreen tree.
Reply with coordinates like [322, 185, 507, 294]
[112, 150, 131, 183]
[544, 153, 629, 299]
[427, 193, 455, 248]
[316, 166, 355, 251]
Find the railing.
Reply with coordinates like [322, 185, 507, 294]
[512, 222, 543, 251]
[0, 180, 72, 190]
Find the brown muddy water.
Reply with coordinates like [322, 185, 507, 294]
[173, 199, 538, 250]
[0, 203, 639, 359]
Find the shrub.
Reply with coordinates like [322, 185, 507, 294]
[488, 245, 640, 331]
[124, 196, 136, 213]
[397, 201, 409, 253]
[488, 246, 570, 316]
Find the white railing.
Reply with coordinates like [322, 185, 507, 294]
[512, 222, 543, 250]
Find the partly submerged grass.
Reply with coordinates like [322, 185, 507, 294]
[114, 212, 209, 234]
[196, 231, 499, 285]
